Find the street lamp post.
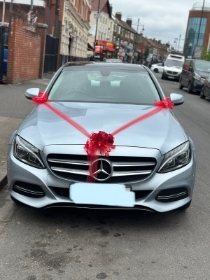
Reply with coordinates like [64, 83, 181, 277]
[74, 30, 77, 61]
[94, 0, 101, 46]
[174, 38, 178, 51]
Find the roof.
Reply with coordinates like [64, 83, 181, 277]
[113, 16, 137, 34]
[64, 62, 147, 72]
[91, 0, 112, 17]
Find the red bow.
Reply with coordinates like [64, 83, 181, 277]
[154, 97, 174, 109]
[85, 131, 115, 157]
[32, 92, 48, 104]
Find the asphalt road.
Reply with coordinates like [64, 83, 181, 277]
[0, 74, 210, 280]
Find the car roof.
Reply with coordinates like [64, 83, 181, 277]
[63, 62, 147, 72]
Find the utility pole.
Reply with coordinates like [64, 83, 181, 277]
[177, 34, 181, 52]
[1, 0, 6, 26]
[137, 18, 140, 33]
[94, 0, 101, 45]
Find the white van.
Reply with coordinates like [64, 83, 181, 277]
[161, 54, 185, 81]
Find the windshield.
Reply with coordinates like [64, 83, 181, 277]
[194, 60, 210, 72]
[165, 59, 183, 68]
[48, 69, 160, 105]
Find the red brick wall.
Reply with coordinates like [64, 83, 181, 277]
[7, 17, 42, 83]
[0, 4, 46, 83]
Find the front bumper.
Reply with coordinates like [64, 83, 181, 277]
[7, 144, 196, 212]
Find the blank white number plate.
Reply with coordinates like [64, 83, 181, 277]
[70, 183, 135, 207]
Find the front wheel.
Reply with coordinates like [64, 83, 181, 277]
[187, 82, 194, 94]
[154, 68, 158, 73]
[161, 75, 165, 80]
[200, 87, 205, 99]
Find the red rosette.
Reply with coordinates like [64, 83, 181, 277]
[32, 92, 48, 104]
[154, 97, 174, 109]
[84, 131, 115, 157]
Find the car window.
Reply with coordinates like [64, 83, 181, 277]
[48, 69, 161, 105]
[165, 59, 184, 68]
[194, 60, 210, 73]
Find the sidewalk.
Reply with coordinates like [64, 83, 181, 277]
[0, 74, 54, 190]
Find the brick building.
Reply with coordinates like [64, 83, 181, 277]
[89, 0, 114, 60]
[113, 12, 142, 62]
[0, 0, 91, 83]
[0, 0, 47, 83]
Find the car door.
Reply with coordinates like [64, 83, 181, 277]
[157, 63, 164, 72]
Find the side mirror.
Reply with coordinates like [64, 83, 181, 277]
[170, 93, 184, 106]
[25, 88, 40, 99]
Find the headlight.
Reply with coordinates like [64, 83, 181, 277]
[194, 72, 201, 80]
[13, 135, 45, 169]
[200, 78, 205, 84]
[158, 142, 191, 173]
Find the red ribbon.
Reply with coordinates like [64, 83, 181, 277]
[33, 93, 174, 158]
[84, 131, 115, 157]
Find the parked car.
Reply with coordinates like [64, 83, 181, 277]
[161, 54, 185, 81]
[8, 62, 196, 212]
[179, 59, 210, 93]
[200, 75, 210, 99]
[151, 63, 164, 73]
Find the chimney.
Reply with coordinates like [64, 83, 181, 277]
[126, 18, 132, 27]
[115, 12, 122, 21]
[110, 4, 113, 16]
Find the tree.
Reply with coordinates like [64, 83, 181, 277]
[201, 49, 210, 61]
[143, 47, 149, 60]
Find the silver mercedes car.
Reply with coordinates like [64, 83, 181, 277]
[7, 62, 196, 212]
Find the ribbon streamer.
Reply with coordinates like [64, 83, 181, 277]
[33, 93, 174, 157]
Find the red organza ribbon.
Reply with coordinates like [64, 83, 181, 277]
[154, 97, 174, 109]
[32, 92, 48, 104]
[84, 131, 115, 157]
[32, 92, 174, 157]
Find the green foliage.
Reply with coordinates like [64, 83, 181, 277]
[144, 47, 150, 60]
[201, 49, 210, 61]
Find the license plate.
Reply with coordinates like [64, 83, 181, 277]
[70, 183, 135, 207]
[168, 76, 174, 79]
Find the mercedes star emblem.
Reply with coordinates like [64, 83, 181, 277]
[90, 158, 113, 181]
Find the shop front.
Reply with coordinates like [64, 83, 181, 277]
[94, 40, 115, 60]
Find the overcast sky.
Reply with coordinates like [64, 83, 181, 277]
[111, 0, 199, 50]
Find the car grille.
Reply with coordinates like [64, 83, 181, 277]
[47, 154, 157, 184]
[167, 71, 178, 75]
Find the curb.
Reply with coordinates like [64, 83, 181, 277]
[0, 163, 7, 191]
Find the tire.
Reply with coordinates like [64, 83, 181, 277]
[178, 200, 191, 211]
[179, 80, 183, 90]
[200, 87, 205, 99]
[161, 75, 165, 80]
[154, 68, 158, 73]
[187, 82, 194, 93]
